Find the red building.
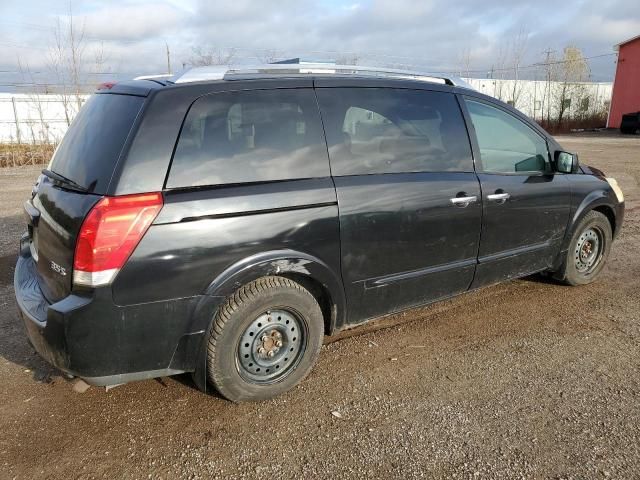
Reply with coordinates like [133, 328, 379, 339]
[608, 35, 640, 128]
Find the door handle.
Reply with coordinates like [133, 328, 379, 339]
[450, 196, 478, 207]
[487, 192, 510, 203]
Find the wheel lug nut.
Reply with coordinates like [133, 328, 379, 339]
[258, 347, 265, 354]
[275, 340, 282, 347]
[267, 350, 275, 358]
[260, 336, 267, 342]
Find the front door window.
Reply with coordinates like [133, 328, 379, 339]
[466, 100, 550, 174]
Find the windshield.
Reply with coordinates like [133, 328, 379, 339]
[48, 93, 144, 193]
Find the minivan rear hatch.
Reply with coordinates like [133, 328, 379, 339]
[27, 92, 145, 303]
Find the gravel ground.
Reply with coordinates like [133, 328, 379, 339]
[0, 132, 639, 479]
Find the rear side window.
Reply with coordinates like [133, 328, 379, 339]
[167, 89, 329, 188]
[465, 99, 550, 174]
[48, 93, 144, 193]
[316, 88, 473, 176]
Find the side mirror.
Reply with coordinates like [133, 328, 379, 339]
[555, 151, 578, 174]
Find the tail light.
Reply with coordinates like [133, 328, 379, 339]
[73, 192, 163, 287]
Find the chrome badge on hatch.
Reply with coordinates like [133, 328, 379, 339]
[50, 260, 67, 277]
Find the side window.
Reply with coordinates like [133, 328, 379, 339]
[465, 99, 550, 174]
[167, 89, 329, 188]
[316, 88, 473, 176]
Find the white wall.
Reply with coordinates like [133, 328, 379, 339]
[0, 78, 613, 143]
[463, 78, 612, 122]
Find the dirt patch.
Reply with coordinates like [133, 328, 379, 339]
[0, 134, 639, 479]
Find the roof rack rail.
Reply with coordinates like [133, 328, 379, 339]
[173, 64, 473, 89]
[134, 74, 175, 81]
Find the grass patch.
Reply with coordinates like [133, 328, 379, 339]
[0, 143, 56, 168]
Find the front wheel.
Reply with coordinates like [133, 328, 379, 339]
[557, 210, 612, 286]
[206, 276, 324, 402]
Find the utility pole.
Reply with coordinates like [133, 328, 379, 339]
[543, 47, 555, 126]
[513, 60, 519, 107]
[165, 42, 172, 74]
[11, 96, 21, 145]
[532, 69, 538, 122]
[488, 65, 496, 97]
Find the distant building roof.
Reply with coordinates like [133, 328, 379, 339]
[615, 34, 640, 50]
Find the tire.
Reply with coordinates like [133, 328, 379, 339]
[557, 210, 612, 286]
[206, 276, 324, 402]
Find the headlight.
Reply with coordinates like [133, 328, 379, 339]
[606, 177, 624, 203]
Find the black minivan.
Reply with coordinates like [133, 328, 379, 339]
[15, 65, 625, 402]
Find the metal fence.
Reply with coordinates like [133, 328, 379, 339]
[0, 93, 89, 145]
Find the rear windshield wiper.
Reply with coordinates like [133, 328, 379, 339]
[41, 169, 89, 193]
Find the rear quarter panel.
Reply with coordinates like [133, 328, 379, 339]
[112, 178, 341, 310]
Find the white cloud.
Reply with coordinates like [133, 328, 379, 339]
[0, 0, 637, 89]
[81, 2, 187, 40]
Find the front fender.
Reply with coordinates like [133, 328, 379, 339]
[571, 188, 613, 232]
[551, 186, 621, 272]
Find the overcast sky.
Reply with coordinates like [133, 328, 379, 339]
[0, 0, 638, 90]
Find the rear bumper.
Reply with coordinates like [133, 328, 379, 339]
[14, 248, 218, 386]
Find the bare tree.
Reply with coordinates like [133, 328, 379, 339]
[47, 6, 107, 126]
[488, 28, 530, 107]
[553, 46, 590, 127]
[187, 46, 236, 67]
[48, 8, 87, 125]
[66, 7, 85, 111]
[256, 48, 283, 64]
[508, 27, 529, 107]
[457, 46, 472, 78]
[7, 4, 109, 167]
[335, 55, 359, 66]
[91, 41, 109, 75]
[16, 58, 53, 149]
[49, 20, 74, 126]
[492, 44, 509, 101]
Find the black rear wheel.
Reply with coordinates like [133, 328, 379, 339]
[207, 276, 324, 402]
[236, 308, 307, 384]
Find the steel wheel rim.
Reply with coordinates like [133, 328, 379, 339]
[575, 226, 604, 274]
[236, 308, 307, 384]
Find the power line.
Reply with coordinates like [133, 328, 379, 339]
[425, 52, 617, 76]
[0, 70, 123, 75]
[0, 41, 48, 51]
[532, 52, 616, 67]
[0, 82, 98, 87]
[0, 49, 617, 78]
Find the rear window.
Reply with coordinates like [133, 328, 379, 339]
[167, 89, 329, 188]
[48, 93, 144, 193]
[316, 88, 473, 175]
